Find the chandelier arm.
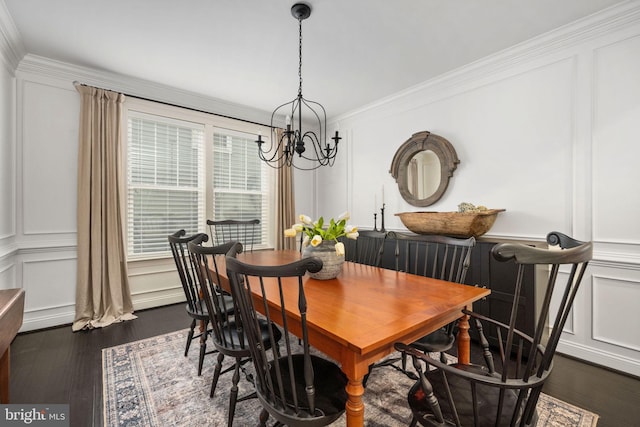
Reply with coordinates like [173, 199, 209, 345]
[298, 132, 324, 162]
[270, 98, 299, 125]
[299, 131, 336, 164]
[299, 97, 338, 163]
[300, 96, 326, 142]
[258, 139, 288, 165]
[256, 122, 297, 166]
[298, 143, 334, 167]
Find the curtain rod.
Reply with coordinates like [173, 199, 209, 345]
[73, 81, 272, 129]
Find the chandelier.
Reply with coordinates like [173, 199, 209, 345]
[256, 2, 341, 170]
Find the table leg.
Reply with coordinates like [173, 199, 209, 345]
[457, 311, 471, 365]
[345, 378, 365, 426]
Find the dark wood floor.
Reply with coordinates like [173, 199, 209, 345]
[9, 303, 640, 427]
[9, 303, 187, 427]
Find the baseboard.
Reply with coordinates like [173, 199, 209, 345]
[20, 308, 75, 332]
[17, 290, 185, 332]
[557, 339, 640, 379]
[132, 290, 185, 311]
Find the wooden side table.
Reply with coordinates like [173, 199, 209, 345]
[0, 288, 25, 403]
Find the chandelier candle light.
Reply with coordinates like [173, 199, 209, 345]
[255, 2, 341, 170]
[285, 212, 359, 279]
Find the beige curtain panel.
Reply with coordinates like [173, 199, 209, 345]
[72, 84, 136, 331]
[274, 128, 297, 250]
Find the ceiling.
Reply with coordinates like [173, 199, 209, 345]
[3, 0, 625, 118]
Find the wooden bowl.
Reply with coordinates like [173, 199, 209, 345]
[395, 209, 505, 238]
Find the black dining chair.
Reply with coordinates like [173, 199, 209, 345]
[395, 231, 592, 427]
[341, 229, 388, 266]
[394, 232, 475, 362]
[168, 230, 233, 376]
[225, 245, 349, 427]
[366, 232, 476, 384]
[187, 238, 283, 427]
[207, 219, 260, 252]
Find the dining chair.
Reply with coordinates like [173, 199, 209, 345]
[207, 219, 260, 252]
[395, 231, 592, 427]
[168, 230, 233, 376]
[225, 245, 349, 427]
[394, 232, 476, 361]
[341, 229, 387, 266]
[366, 232, 476, 384]
[187, 238, 283, 427]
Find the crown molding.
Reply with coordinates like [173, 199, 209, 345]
[338, 0, 640, 121]
[16, 54, 274, 126]
[0, 0, 25, 72]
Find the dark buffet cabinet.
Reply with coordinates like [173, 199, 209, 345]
[464, 239, 537, 347]
[377, 234, 539, 348]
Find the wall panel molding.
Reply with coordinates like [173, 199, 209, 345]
[591, 33, 640, 245]
[18, 243, 76, 255]
[19, 79, 78, 236]
[0, 49, 17, 241]
[0, 241, 17, 261]
[591, 256, 640, 270]
[592, 274, 640, 352]
[0, 260, 16, 289]
[21, 256, 76, 321]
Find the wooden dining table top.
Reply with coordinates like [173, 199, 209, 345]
[211, 249, 490, 427]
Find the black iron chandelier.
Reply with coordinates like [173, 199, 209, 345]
[256, 2, 340, 170]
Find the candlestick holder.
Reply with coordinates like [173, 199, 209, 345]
[373, 213, 378, 231]
[380, 203, 386, 232]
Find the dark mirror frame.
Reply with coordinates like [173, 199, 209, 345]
[389, 131, 460, 207]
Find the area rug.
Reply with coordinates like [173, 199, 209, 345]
[103, 329, 599, 426]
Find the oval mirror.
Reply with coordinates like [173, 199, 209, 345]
[408, 149, 440, 199]
[389, 131, 459, 207]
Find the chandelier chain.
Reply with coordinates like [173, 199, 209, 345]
[298, 16, 303, 96]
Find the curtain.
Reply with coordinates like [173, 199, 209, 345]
[274, 128, 297, 250]
[72, 84, 136, 331]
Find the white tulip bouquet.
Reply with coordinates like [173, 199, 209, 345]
[284, 212, 359, 255]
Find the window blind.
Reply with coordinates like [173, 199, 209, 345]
[127, 112, 204, 256]
[212, 130, 269, 248]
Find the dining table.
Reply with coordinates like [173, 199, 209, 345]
[212, 249, 490, 427]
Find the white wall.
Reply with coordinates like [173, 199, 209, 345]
[316, 3, 640, 375]
[1, 2, 639, 375]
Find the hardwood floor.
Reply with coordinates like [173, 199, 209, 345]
[543, 354, 640, 427]
[9, 303, 640, 427]
[9, 303, 186, 427]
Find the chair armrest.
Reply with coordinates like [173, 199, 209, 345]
[394, 341, 549, 389]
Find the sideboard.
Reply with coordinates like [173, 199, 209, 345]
[373, 233, 542, 348]
[464, 239, 542, 347]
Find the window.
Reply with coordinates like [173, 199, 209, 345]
[212, 130, 270, 245]
[124, 99, 273, 258]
